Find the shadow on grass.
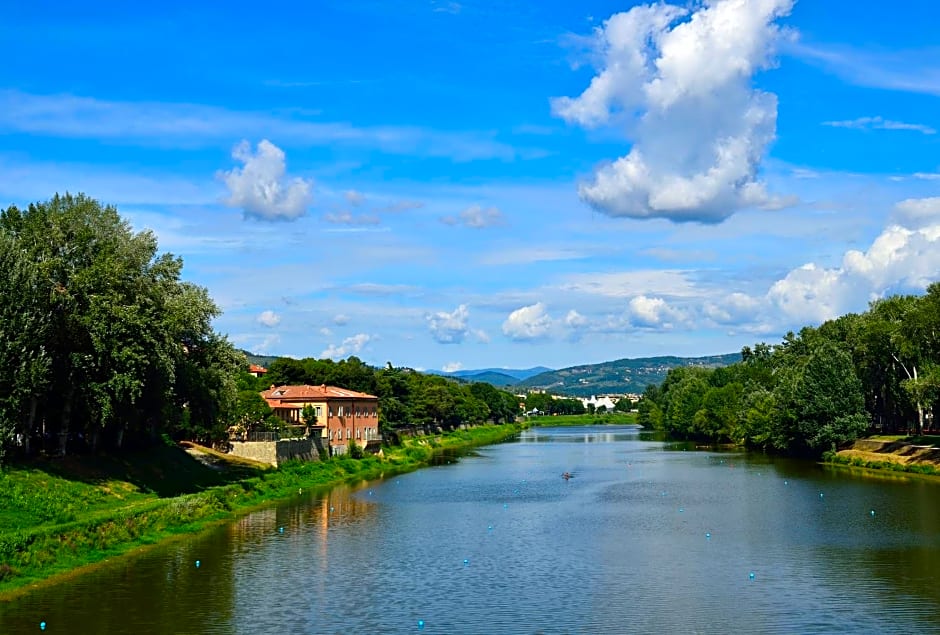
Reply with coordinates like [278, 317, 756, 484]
[6, 444, 266, 498]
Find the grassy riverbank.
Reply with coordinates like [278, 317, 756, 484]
[825, 435, 940, 478]
[526, 412, 639, 427]
[0, 423, 525, 599]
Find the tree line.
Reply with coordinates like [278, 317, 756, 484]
[0, 195, 243, 461]
[638, 286, 940, 457]
[256, 356, 520, 433]
[0, 195, 523, 464]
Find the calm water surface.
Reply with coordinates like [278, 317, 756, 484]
[3, 425, 940, 634]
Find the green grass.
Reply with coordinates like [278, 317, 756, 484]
[527, 412, 639, 427]
[823, 452, 940, 477]
[0, 422, 524, 597]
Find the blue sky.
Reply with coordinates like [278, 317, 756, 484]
[2, 0, 939, 372]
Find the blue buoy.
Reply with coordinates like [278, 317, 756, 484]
[369, 490, 373, 496]
[488, 525, 493, 531]
[463, 558, 470, 566]
[871, 510, 876, 517]
[819, 493, 824, 498]
[195, 560, 200, 568]
[503, 503, 508, 509]
[279, 527, 284, 533]
[784, 480, 788, 485]
[418, 619, 425, 630]
[513, 489, 519, 494]
[705, 533, 711, 539]
[661, 491, 666, 496]
[40, 622, 46, 631]
[678, 508, 684, 512]
[749, 571, 755, 580]
[330, 506, 334, 512]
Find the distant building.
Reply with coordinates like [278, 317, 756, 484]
[248, 364, 268, 378]
[261, 384, 380, 456]
[579, 395, 619, 411]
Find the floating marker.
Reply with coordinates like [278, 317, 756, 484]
[871, 510, 876, 517]
[705, 533, 711, 539]
[279, 527, 284, 533]
[784, 480, 788, 485]
[513, 489, 519, 494]
[463, 558, 470, 566]
[369, 490, 373, 496]
[330, 506, 334, 512]
[819, 493, 824, 499]
[678, 508, 684, 512]
[195, 560, 201, 568]
[40, 622, 46, 631]
[417, 619, 425, 630]
[503, 503, 508, 509]
[749, 572, 755, 580]
[661, 491, 667, 497]
[487, 525, 493, 531]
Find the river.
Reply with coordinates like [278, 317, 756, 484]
[2, 425, 940, 634]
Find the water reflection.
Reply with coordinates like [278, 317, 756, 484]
[3, 428, 940, 634]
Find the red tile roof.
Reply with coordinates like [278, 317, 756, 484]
[249, 364, 268, 374]
[261, 384, 378, 403]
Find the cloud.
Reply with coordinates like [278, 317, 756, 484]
[552, 0, 795, 222]
[442, 362, 464, 372]
[381, 199, 425, 213]
[333, 314, 350, 326]
[440, 205, 506, 228]
[502, 303, 553, 340]
[892, 197, 940, 228]
[766, 216, 940, 325]
[627, 295, 683, 328]
[257, 310, 281, 327]
[321, 333, 372, 359]
[344, 189, 366, 206]
[219, 140, 312, 221]
[914, 172, 940, 181]
[0, 90, 519, 161]
[323, 210, 381, 225]
[432, 1, 461, 14]
[791, 42, 940, 97]
[564, 310, 588, 329]
[426, 304, 470, 344]
[822, 116, 936, 135]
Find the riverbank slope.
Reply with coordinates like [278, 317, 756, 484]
[0, 423, 525, 599]
[830, 435, 940, 476]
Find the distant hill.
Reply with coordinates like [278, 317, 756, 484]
[239, 350, 279, 369]
[445, 371, 520, 386]
[444, 366, 553, 382]
[515, 353, 741, 396]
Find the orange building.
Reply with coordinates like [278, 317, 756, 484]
[261, 384, 380, 455]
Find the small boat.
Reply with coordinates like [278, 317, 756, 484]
[562, 472, 571, 480]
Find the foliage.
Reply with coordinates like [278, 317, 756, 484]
[640, 285, 940, 458]
[0, 195, 242, 461]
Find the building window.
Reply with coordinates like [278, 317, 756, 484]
[315, 406, 322, 417]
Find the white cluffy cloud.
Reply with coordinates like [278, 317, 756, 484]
[427, 304, 470, 344]
[627, 295, 683, 328]
[502, 303, 553, 340]
[257, 310, 281, 327]
[220, 139, 312, 221]
[823, 116, 936, 135]
[442, 362, 464, 373]
[553, 0, 795, 223]
[321, 333, 372, 360]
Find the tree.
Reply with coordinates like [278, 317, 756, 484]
[0, 194, 241, 458]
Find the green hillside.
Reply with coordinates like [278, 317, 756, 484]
[515, 353, 742, 396]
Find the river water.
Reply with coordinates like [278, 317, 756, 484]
[2, 425, 940, 634]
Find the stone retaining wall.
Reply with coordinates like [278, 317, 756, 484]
[228, 438, 319, 467]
